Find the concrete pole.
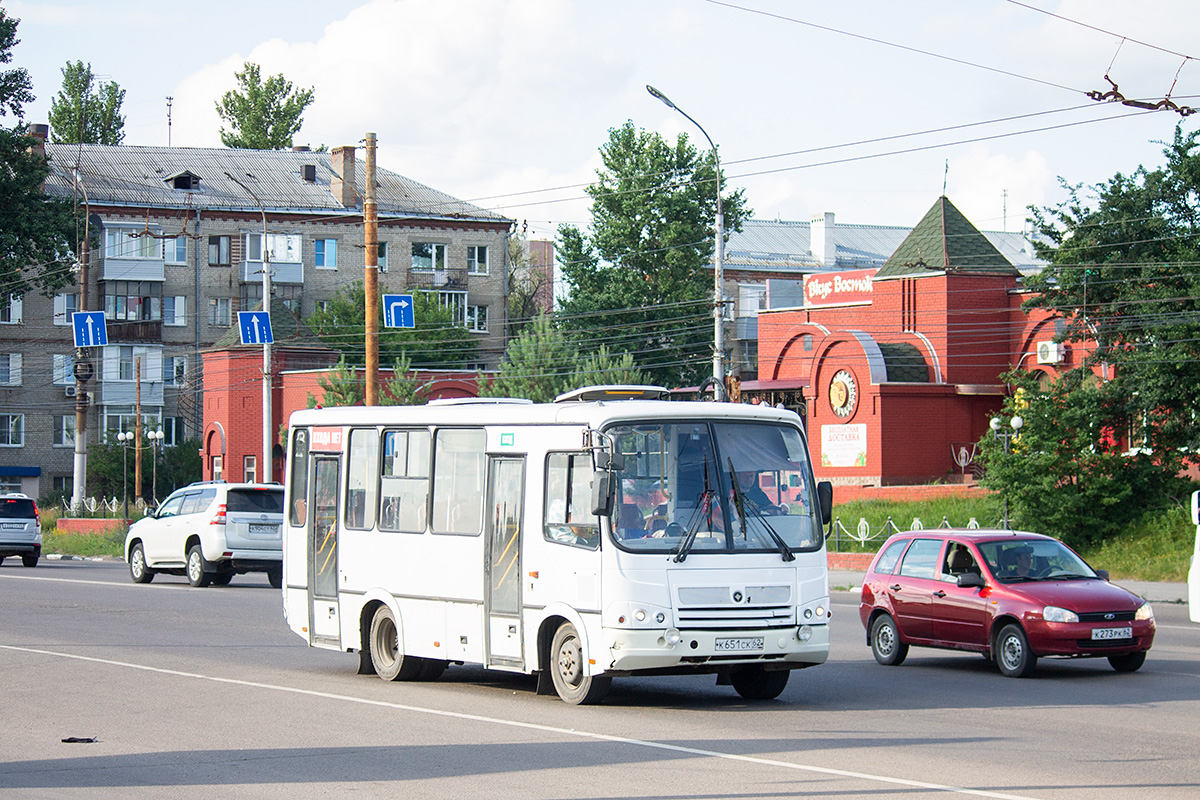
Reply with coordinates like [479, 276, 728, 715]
[364, 132, 379, 406]
[135, 357, 143, 503]
[71, 232, 90, 512]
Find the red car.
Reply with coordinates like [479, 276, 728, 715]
[859, 530, 1155, 677]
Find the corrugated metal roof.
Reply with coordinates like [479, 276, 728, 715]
[725, 210, 1044, 274]
[43, 143, 509, 224]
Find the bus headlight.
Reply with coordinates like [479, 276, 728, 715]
[797, 625, 813, 642]
[634, 610, 646, 622]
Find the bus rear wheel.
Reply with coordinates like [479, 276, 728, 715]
[369, 605, 423, 681]
[549, 622, 610, 705]
[730, 666, 790, 700]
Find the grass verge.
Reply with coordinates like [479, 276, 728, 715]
[42, 529, 125, 559]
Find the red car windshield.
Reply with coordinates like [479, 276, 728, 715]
[976, 539, 1096, 583]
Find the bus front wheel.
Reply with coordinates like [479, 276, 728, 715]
[729, 666, 790, 700]
[369, 605, 423, 681]
[549, 622, 610, 705]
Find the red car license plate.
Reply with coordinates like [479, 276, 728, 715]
[1091, 626, 1132, 640]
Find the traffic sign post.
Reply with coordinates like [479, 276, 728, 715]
[238, 311, 274, 345]
[383, 294, 415, 328]
[71, 311, 108, 347]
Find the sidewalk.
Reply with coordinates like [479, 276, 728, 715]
[829, 569, 1188, 604]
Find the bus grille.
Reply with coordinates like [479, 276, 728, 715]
[675, 604, 796, 630]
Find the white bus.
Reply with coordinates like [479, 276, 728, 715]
[281, 386, 833, 703]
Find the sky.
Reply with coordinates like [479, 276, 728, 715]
[8, 0, 1200, 243]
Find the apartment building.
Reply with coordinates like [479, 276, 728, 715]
[0, 129, 511, 499]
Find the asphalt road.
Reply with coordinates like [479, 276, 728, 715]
[2, 558, 1198, 799]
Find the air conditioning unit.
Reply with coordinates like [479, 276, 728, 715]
[1036, 341, 1064, 364]
[64, 385, 77, 398]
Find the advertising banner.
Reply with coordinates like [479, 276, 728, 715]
[804, 269, 877, 308]
[821, 423, 868, 468]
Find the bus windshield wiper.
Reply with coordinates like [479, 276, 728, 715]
[674, 458, 715, 563]
[728, 458, 794, 562]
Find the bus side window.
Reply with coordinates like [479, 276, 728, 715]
[346, 428, 378, 530]
[380, 429, 430, 533]
[544, 452, 598, 549]
[289, 428, 310, 527]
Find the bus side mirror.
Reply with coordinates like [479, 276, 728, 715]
[817, 481, 833, 526]
[591, 471, 615, 517]
[595, 451, 625, 471]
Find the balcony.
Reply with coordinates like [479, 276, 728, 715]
[242, 260, 304, 285]
[409, 267, 467, 290]
[107, 319, 163, 343]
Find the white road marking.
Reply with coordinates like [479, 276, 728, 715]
[0, 642, 1042, 800]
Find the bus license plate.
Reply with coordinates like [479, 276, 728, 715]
[714, 637, 764, 652]
[1092, 626, 1132, 640]
[249, 524, 278, 536]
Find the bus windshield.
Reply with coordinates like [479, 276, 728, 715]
[607, 420, 822, 554]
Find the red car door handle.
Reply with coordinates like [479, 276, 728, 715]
[889, 584, 902, 591]
[933, 590, 947, 598]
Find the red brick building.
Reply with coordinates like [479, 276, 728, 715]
[755, 196, 1096, 487]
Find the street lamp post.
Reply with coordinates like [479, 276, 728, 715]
[646, 84, 727, 400]
[117, 431, 133, 520]
[148, 429, 164, 506]
[990, 415, 1024, 529]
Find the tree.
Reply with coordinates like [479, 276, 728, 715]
[307, 282, 478, 369]
[48, 61, 125, 145]
[0, 9, 80, 297]
[480, 314, 646, 402]
[1025, 126, 1200, 466]
[506, 233, 552, 339]
[556, 121, 748, 388]
[977, 374, 1185, 549]
[215, 62, 314, 150]
[306, 355, 422, 408]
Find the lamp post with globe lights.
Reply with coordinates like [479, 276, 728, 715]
[990, 415, 1024, 529]
[148, 429, 165, 506]
[117, 431, 133, 520]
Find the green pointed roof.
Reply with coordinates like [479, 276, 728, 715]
[876, 196, 1019, 278]
[210, 297, 334, 351]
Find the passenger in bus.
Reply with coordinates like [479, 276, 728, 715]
[736, 470, 777, 512]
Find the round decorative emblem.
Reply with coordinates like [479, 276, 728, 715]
[828, 369, 858, 418]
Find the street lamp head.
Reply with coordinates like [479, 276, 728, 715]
[1011, 416, 1024, 431]
[646, 84, 676, 110]
[990, 417, 1001, 432]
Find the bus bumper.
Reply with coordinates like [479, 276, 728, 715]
[601, 624, 829, 673]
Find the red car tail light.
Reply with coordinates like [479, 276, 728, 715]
[210, 503, 227, 525]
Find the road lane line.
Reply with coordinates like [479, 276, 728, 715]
[0, 643, 1041, 800]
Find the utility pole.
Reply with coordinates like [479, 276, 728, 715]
[364, 132, 379, 406]
[71, 171, 92, 512]
[135, 357, 143, 504]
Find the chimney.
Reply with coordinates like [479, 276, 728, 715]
[330, 145, 357, 207]
[810, 211, 836, 269]
[292, 145, 311, 152]
[26, 123, 48, 159]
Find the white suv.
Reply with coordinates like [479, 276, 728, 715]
[0, 493, 41, 568]
[125, 482, 284, 587]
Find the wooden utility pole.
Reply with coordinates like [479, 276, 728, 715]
[364, 131, 379, 406]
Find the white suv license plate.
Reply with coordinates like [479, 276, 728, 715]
[1092, 626, 1133, 640]
[1, 523, 22, 529]
[714, 637, 765, 652]
[249, 524, 278, 536]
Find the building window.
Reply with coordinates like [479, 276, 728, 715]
[104, 281, 163, 321]
[243, 455, 257, 484]
[0, 414, 23, 446]
[104, 226, 159, 260]
[166, 235, 188, 265]
[53, 415, 76, 447]
[163, 417, 185, 446]
[377, 241, 388, 272]
[208, 235, 231, 267]
[208, 298, 231, 327]
[0, 295, 23, 324]
[118, 346, 134, 381]
[0, 353, 21, 386]
[53, 354, 74, 385]
[53, 475, 73, 495]
[242, 284, 302, 316]
[104, 411, 162, 442]
[424, 290, 467, 327]
[53, 293, 79, 325]
[212, 455, 223, 482]
[466, 304, 488, 333]
[803, 334, 813, 351]
[316, 300, 330, 314]
[165, 356, 187, 386]
[163, 295, 186, 326]
[245, 233, 302, 265]
[411, 242, 447, 272]
[466, 245, 488, 276]
[315, 238, 338, 269]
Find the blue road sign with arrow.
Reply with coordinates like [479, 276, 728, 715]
[238, 311, 274, 345]
[383, 294, 415, 328]
[72, 311, 108, 347]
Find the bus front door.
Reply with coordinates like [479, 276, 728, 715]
[309, 455, 341, 645]
[485, 456, 525, 666]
